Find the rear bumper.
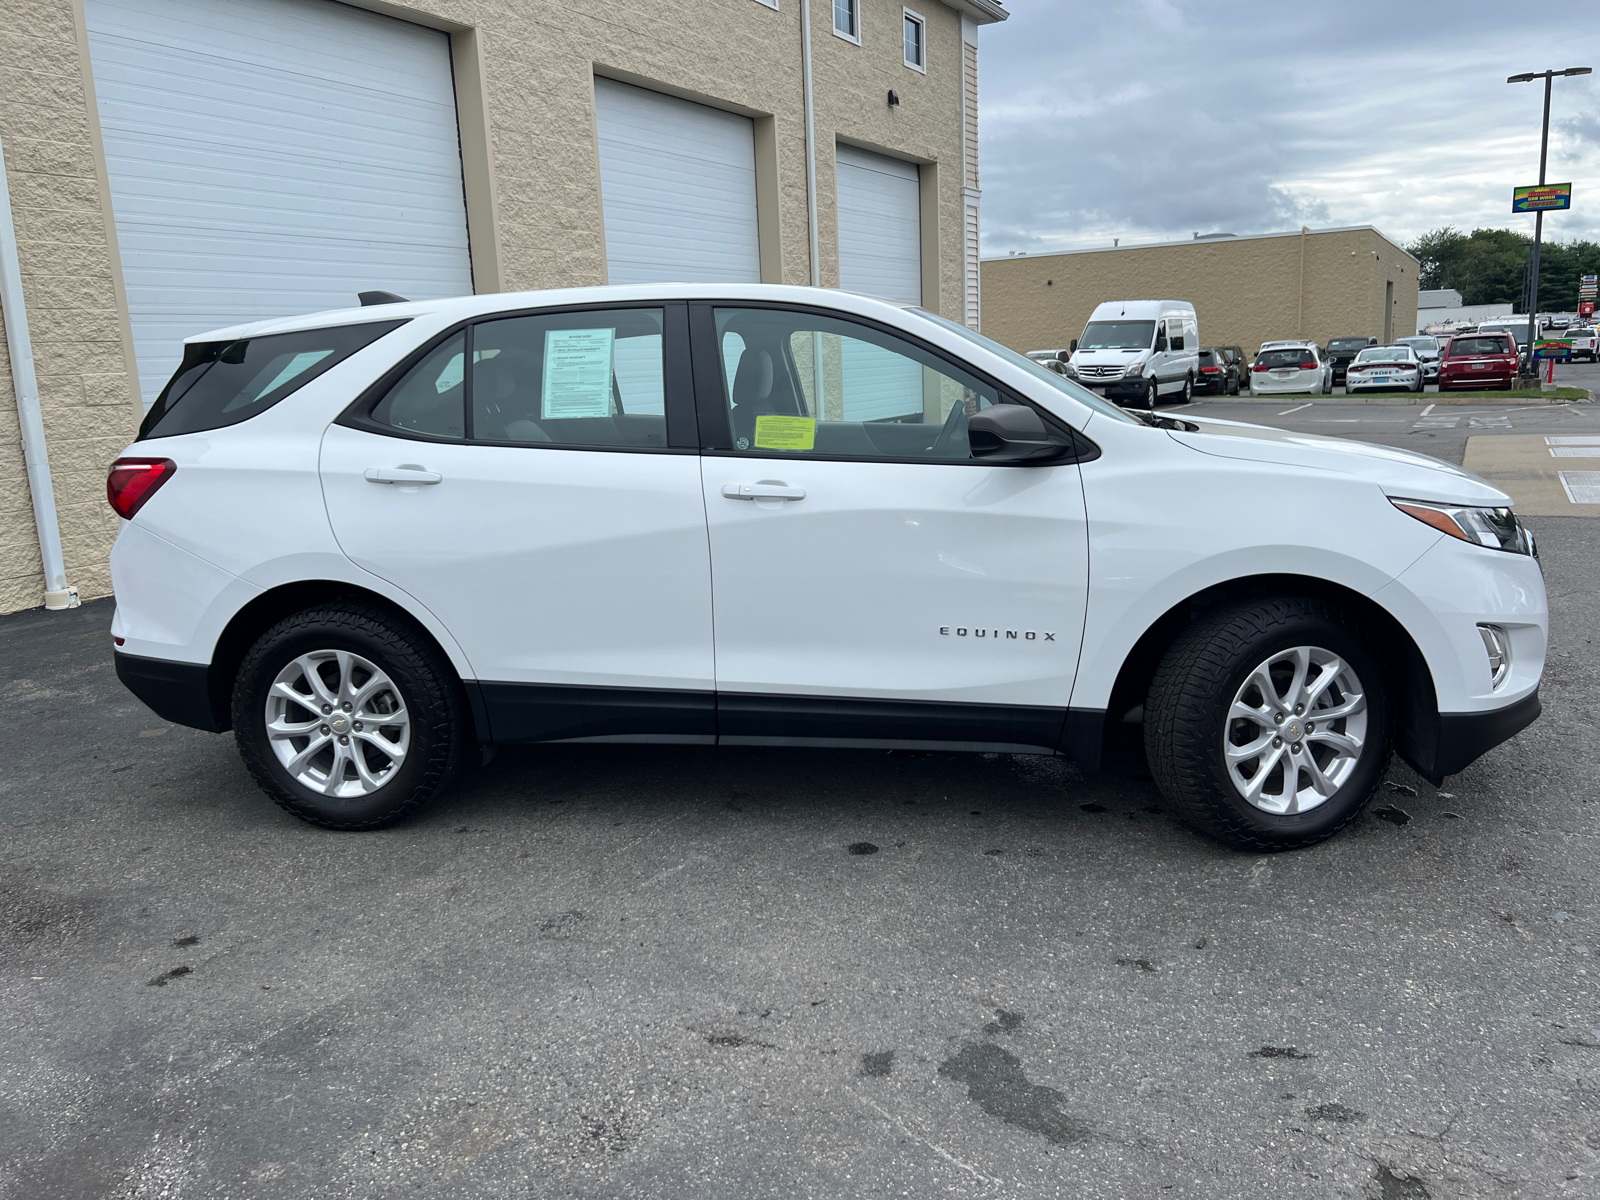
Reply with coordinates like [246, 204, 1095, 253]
[1402, 689, 1541, 783]
[115, 651, 228, 733]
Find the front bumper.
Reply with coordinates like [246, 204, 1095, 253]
[1420, 690, 1541, 780]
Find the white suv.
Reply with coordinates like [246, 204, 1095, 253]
[107, 285, 1546, 850]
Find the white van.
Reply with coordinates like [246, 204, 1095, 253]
[1064, 300, 1200, 409]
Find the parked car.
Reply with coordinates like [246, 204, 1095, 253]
[1346, 346, 1423, 394]
[1324, 336, 1378, 386]
[1249, 342, 1332, 396]
[1438, 332, 1520, 390]
[108, 283, 1545, 851]
[1565, 327, 1597, 362]
[1195, 347, 1241, 395]
[1026, 349, 1071, 366]
[1062, 299, 1200, 409]
[1394, 335, 1442, 384]
[1475, 320, 1536, 373]
[1216, 345, 1249, 384]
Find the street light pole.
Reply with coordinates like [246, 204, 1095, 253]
[1507, 66, 1591, 376]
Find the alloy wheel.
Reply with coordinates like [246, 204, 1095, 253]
[265, 649, 410, 796]
[1222, 645, 1368, 815]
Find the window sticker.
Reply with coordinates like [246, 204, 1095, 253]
[433, 352, 465, 393]
[753, 414, 815, 450]
[252, 349, 334, 400]
[542, 328, 615, 419]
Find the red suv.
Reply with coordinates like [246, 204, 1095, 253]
[1438, 334, 1519, 391]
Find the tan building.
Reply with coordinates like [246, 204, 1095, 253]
[980, 225, 1420, 362]
[0, 0, 1005, 615]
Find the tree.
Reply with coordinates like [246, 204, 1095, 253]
[1405, 227, 1600, 313]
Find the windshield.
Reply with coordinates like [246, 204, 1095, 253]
[1479, 324, 1529, 344]
[1355, 348, 1411, 363]
[1327, 339, 1370, 353]
[913, 309, 1142, 426]
[1078, 320, 1155, 351]
[1397, 338, 1437, 354]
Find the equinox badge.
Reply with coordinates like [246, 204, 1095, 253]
[940, 627, 1055, 641]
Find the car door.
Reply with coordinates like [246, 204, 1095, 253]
[690, 302, 1090, 750]
[320, 302, 718, 743]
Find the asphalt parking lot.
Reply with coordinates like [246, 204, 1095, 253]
[5, 395, 1600, 1197]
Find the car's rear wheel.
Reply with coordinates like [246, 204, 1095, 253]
[232, 603, 467, 829]
[1144, 597, 1391, 851]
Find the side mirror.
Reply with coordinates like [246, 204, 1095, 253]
[968, 404, 1071, 464]
[1155, 333, 1168, 352]
[1069, 338, 1079, 353]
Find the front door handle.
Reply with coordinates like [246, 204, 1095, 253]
[365, 467, 442, 485]
[721, 482, 805, 502]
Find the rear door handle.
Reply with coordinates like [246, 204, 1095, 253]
[721, 482, 805, 502]
[364, 467, 442, 485]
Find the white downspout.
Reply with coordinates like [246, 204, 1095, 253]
[0, 132, 77, 610]
[800, 0, 821, 288]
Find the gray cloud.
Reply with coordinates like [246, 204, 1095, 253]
[977, 1, 1599, 254]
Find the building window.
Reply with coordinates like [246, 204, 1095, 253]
[903, 9, 926, 71]
[834, 0, 859, 42]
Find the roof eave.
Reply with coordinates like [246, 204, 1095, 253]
[939, 0, 1008, 24]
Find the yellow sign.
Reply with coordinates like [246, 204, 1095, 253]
[753, 414, 815, 450]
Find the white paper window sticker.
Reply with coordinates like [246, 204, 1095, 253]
[433, 352, 464, 394]
[252, 349, 334, 400]
[543, 328, 616, 419]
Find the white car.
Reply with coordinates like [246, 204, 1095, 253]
[107, 284, 1545, 850]
[1347, 346, 1424, 394]
[1395, 336, 1442, 383]
[1565, 327, 1597, 362]
[1249, 342, 1332, 396]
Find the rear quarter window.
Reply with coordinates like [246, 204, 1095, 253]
[139, 320, 406, 440]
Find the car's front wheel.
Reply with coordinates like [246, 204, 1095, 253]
[232, 603, 467, 829]
[1144, 598, 1391, 851]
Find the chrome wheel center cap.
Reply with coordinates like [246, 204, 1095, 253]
[330, 714, 349, 734]
[1282, 719, 1304, 743]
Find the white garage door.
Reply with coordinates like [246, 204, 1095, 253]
[85, 0, 473, 406]
[594, 78, 760, 286]
[836, 145, 922, 305]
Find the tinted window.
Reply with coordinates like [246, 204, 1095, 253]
[1447, 337, 1511, 356]
[140, 320, 403, 440]
[1327, 339, 1371, 353]
[471, 308, 666, 448]
[1355, 348, 1410, 363]
[1258, 349, 1317, 369]
[707, 307, 1002, 461]
[370, 333, 465, 438]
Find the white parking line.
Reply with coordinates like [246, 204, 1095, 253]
[1277, 403, 1311, 416]
[1419, 403, 1434, 417]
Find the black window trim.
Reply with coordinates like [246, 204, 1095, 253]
[687, 299, 1100, 468]
[335, 300, 698, 455]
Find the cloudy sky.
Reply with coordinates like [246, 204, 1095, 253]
[976, 0, 1599, 257]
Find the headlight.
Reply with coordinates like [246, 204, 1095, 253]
[1123, 361, 1145, 377]
[1390, 498, 1535, 555]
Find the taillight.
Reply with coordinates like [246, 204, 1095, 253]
[1299, 361, 1316, 370]
[1252, 363, 1268, 372]
[107, 458, 176, 519]
[1201, 366, 1219, 373]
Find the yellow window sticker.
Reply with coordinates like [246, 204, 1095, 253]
[753, 414, 815, 450]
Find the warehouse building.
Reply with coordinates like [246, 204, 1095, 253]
[0, 0, 1006, 614]
[979, 225, 1419, 364]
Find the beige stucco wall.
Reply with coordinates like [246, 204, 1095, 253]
[979, 227, 1420, 359]
[0, 1, 143, 614]
[0, 0, 982, 614]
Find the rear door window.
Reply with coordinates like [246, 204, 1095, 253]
[139, 321, 404, 439]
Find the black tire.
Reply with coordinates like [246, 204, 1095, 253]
[1143, 378, 1159, 409]
[1176, 375, 1193, 404]
[232, 603, 467, 830]
[1144, 597, 1392, 851]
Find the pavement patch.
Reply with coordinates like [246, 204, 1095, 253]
[1462, 435, 1600, 516]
